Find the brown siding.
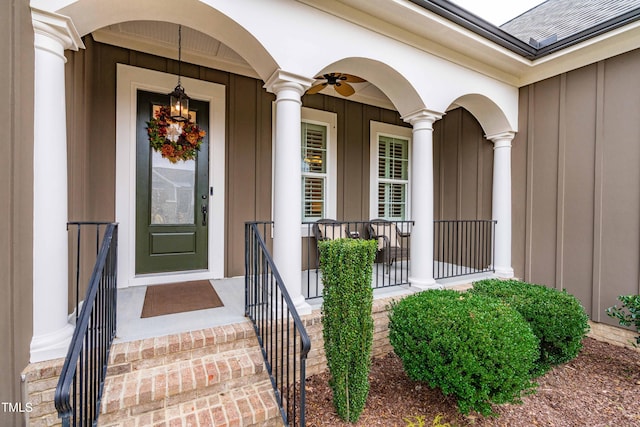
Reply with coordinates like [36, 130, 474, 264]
[513, 48, 640, 323]
[433, 108, 493, 221]
[1, 1, 34, 424]
[66, 38, 408, 278]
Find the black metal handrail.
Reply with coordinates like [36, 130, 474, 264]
[303, 219, 414, 299]
[433, 219, 496, 279]
[245, 222, 311, 426]
[66, 222, 114, 322]
[55, 222, 118, 427]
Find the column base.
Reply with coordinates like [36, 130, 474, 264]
[291, 294, 313, 316]
[494, 266, 515, 279]
[30, 323, 74, 363]
[409, 276, 441, 291]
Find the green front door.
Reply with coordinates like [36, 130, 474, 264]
[136, 90, 209, 274]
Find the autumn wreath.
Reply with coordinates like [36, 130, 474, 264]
[146, 105, 206, 163]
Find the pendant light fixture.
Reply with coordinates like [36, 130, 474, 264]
[169, 24, 190, 122]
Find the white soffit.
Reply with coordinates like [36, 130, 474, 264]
[92, 21, 260, 79]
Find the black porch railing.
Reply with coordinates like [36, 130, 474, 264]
[433, 219, 496, 279]
[55, 222, 118, 427]
[245, 222, 311, 427]
[303, 219, 413, 299]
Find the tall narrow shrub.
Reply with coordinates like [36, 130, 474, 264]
[319, 238, 377, 423]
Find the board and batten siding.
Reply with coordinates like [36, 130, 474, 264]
[513, 48, 640, 324]
[1, 1, 35, 425]
[433, 107, 494, 222]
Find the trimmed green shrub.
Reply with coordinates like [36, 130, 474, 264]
[389, 290, 538, 416]
[319, 238, 377, 423]
[471, 279, 589, 376]
[607, 295, 640, 346]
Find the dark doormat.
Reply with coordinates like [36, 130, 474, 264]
[141, 280, 223, 318]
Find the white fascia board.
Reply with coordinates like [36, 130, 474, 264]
[519, 20, 640, 86]
[308, 0, 640, 87]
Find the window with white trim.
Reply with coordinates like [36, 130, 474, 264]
[272, 107, 336, 227]
[301, 122, 328, 221]
[370, 122, 412, 220]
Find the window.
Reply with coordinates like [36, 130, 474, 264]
[378, 136, 408, 219]
[370, 122, 412, 220]
[301, 122, 328, 221]
[272, 107, 336, 229]
[299, 108, 337, 224]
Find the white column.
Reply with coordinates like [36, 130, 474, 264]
[264, 70, 314, 315]
[31, 10, 84, 362]
[488, 132, 516, 278]
[402, 109, 442, 289]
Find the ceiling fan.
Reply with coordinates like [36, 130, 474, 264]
[307, 73, 366, 97]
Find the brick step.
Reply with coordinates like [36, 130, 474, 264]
[98, 379, 283, 427]
[107, 321, 258, 376]
[98, 321, 284, 426]
[100, 345, 268, 416]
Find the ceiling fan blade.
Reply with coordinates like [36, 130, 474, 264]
[306, 83, 327, 95]
[335, 82, 355, 97]
[342, 74, 366, 83]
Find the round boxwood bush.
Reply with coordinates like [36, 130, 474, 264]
[388, 290, 538, 416]
[471, 279, 589, 376]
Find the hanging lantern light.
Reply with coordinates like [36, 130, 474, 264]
[169, 25, 190, 122]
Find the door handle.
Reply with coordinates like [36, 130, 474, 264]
[201, 204, 208, 226]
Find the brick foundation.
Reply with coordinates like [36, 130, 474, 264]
[21, 358, 65, 427]
[301, 294, 400, 377]
[588, 321, 640, 352]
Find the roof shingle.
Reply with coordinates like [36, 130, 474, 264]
[500, 0, 640, 44]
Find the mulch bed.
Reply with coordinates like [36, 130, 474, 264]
[305, 338, 640, 426]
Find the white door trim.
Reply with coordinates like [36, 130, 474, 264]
[115, 64, 226, 288]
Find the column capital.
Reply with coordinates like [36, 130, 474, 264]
[486, 131, 516, 147]
[264, 69, 315, 99]
[401, 108, 443, 128]
[32, 8, 84, 52]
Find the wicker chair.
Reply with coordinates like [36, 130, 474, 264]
[312, 219, 360, 266]
[313, 219, 350, 242]
[368, 219, 410, 272]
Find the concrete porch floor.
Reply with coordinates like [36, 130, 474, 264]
[114, 271, 491, 343]
[115, 277, 249, 343]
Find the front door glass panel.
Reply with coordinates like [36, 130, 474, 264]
[151, 150, 196, 225]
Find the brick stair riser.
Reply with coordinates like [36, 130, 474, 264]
[98, 379, 283, 427]
[102, 347, 265, 414]
[107, 323, 257, 376]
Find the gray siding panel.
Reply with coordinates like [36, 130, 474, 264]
[513, 48, 640, 325]
[433, 108, 493, 222]
[562, 64, 597, 309]
[530, 76, 560, 288]
[599, 51, 640, 320]
[1, 1, 34, 425]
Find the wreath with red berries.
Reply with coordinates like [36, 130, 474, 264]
[146, 106, 206, 163]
